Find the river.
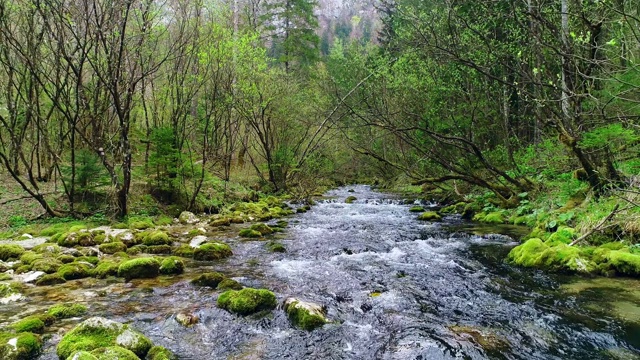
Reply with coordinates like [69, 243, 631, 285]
[4, 185, 639, 359]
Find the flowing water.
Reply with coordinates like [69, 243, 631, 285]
[3, 185, 640, 359]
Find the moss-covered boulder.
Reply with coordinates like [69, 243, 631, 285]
[190, 272, 225, 288]
[0, 332, 43, 360]
[250, 223, 273, 236]
[19, 251, 42, 265]
[98, 242, 128, 255]
[417, 211, 442, 222]
[159, 257, 184, 275]
[239, 229, 262, 238]
[217, 278, 243, 291]
[545, 227, 575, 246]
[266, 241, 286, 253]
[141, 231, 171, 246]
[146, 345, 176, 360]
[0, 244, 25, 261]
[59, 232, 95, 247]
[172, 245, 194, 258]
[345, 196, 357, 204]
[57, 254, 76, 264]
[508, 238, 596, 274]
[58, 263, 92, 280]
[10, 316, 46, 334]
[209, 218, 231, 227]
[93, 261, 121, 279]
[31, 258, 63, 274]
[193, 243, 232, 261]
[283, 297, 327, 331]
[409, 206, 424, 213]
[48, 303, 88, 319]
[178, 211, 199, 225]
[56, 317, 152, 359]
[35, 273, 66, 286]
[65, 351, 98, 360]
[115, 232, 138, 247]
[117, 258, 160, 281]
[89, 346, 140, 359]
[599, 250, 640, 276]
[217, 288, 277, 315]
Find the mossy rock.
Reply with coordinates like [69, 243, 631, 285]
[0, 282, 21, 298]
[217, 288, 277, 315]
[65, 351, 98, 360]
[19, 251, 43, 265]
[266, 241, 286, 253]
[115, 232, 138, 247]
[250, 223, 273, 235]
[172, 245, 194, 258]
[0, 244, 25, 261]
[191, 272, 225, 288]
[345, 196, 357, 204]
[462, 203, 481, 220]
[48, 303, 88, 319]
[545, 227, 576, 246]
[482, 211, 505, 224]
[10, 316, 45, 334]
[15, 265, 31, 274]
[146, 345, 176, 360]
[58, 263, 92, 280]
[210, 218, 231, 227]
[409, 206, 424, 213]
[417, 211, 442, 222]
[600, 250, 640, 276]
[193, 243, 232, 261]
[57, 254, 76, 264]
[93, 261, 121, 279]
[276, 220, 288, 228]
[217, 278, 243, 291]
[56, 317, 152, 359]
[129, 220, 154, 230]
[76, 256, 99, 265]
[283, 298, 327, 331]
[0, 332, 43, 360]
[98, 242, 127, 255]
[35, 273, 66, 286]
[126, 245, 148, 256]
[159, 257, 184, 275]
[32, 243, 61, 255]
[89, 346, 140, 359]
[142, 231, 171, 246]
[239, 229, 262, 238]
[71, 232, 96, 247]
[117, 258, 160, 281]
[32, 259, 63, 274]
[178, 211, 199, 225]
[508, 238, 596, 274]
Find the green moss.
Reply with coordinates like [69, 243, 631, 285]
[36, 313, 56, 326]
[345, 196, 357, 204]
[159, 257, 184, 275]
[0, 244, 25, 261]
[239, 229, 262, 238]
[217, 278, 243, 291]
[89, 346, 140, 360]
[142, 231, 171, 246]
[283, 299, 327, 331]
[409, 206, 424, 212]
[545, 226, 576, 246]
[76, 256, 99, 265]
[35, 273, 66, 286]
[31, 259, 63, 274]
[56, 317, 152, 359]
[210, 218, 231, 227]
[15, 265, 31, 274]
[32, 243, 61, 255]
[0, 273, 11, 281]
[599, 242, 626, 251]
[98, 242, 127, 255]
[193, 243, 232, 261]
[146, 345, 175, 360]
[154, 215, 173, 226]
[417, 211, 442, 222]
[191, 272, 225, 287]
[483, 211, 505, 224]
[129, 220, 154, 230]
[508, 238, 548, 267]
[58, 263, 92, 280]
[217, 288, 277, 315]
[93, 234, 107, 244]
[509, 239, 596, 274]
[172, 245, 194, 258]
[146, 245, 172, 255]
[58, 232, 94, 247]
[56, 254, 76, 264]
[117, 257, 160, 281]
[266, 241, 286, 253]
[19, 251, 43, 265]
[0, 332, 43, 360]
[250, 223, 273, 235]
[93, 261, 120, 279]
[65, 351, 98, 360]
[603, 251, 640, 276]
[126, 245, 148, 255]
[48, 303, 88, 319]
[11, 317, 45, 334]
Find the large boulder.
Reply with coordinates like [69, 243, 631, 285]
[178, 211, 199, 225]
[0, 332, 43, 360]
[56, 317, 152, 359]
[283, 297, 327, 331]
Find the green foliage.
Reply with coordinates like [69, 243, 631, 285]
[8, 216, 27, 228]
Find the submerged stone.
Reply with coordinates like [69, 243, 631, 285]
[217, 288, 277, 315]
[449, 325, 510, 352]
[283, 297, 327, 331]
[345, 196, 357, 204]
[56, 317, 152, 359]
[191, 272, 225, 288]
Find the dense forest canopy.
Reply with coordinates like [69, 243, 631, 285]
[0, 0, 638, 221]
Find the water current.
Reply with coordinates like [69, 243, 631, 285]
[4, 185, 639, 359]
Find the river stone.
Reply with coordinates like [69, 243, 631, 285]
[175, 312, 199, 327]
[189, 235, 208, 248]
[0, 237, 47, 250]
[283, 297, 328, 330]
[18, 270, 45, 283]
[56, 316, 152, 359]
[0, 332, 43, 360]
[178, 211, 199, 224]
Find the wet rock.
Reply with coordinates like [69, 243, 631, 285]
[209, 217, 231, 227]
[449, 325, 510, 353]
[283, 297, 328, 331]
[217, 288, 277, 315]
[239, 229, 262, 238]
[266, 241, 286, 253]
[117, 257, 160, 281]
[178, 211, 199, 225]
[98, 241, 127, 254]
[217, 278, 243, 291]
[0, 332, 43, 360]
[35, 273, 66, 286]
[193, 242, 232, 261]
[159, 257, 184, 275]
[189, 235, 208, 248]
[191, 272, 225, 288]
[56, 317, 152, 359]
[175, 312, 199, 327]
[58, 263, 92, 280]
[115, 232, 137, 247]
[147, 345, 176, 360]
[48, 303, 88, 319]
[250, 223, 273, 235]
[417, 211, 442, 222]
[18, 270, 45, 283]
[0, 237, 47, 250]
[409, 206, 425, 212]
[345, 196, 357, 204]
